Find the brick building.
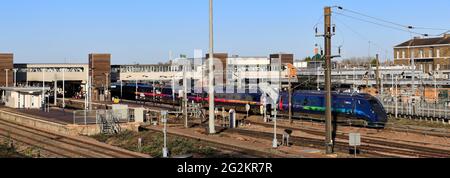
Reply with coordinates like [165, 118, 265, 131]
[394, 34, 450, 73]
[89, 53, 111, 101]
[0, 53, 14, 87]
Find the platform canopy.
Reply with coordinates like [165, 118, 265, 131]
[0, 87, 50, 93]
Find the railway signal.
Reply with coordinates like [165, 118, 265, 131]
[258, 83, 280, 148]
[161, 110, 169, 158]
[349, 133, 361, 158]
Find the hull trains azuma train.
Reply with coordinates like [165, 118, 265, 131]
[111, 83, 388, 128]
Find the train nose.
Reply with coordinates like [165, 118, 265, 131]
[380, 114, 388, 122]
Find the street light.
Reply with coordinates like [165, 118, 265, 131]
[208, 0, 216, 134]
[104, 72, 110, 101]
[4, 69, 10, 87]
[62, 68, 66, 110]
[42, 68, 46, 111]
[161, 110, 169, 158]
[13, 69, 17, 87]
[142, 75, 150, 102]
[120, 80, 123, 98]
[125, 75, 136, 101]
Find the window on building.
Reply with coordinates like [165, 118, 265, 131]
[437, 49, 440, 58]
[429, 49, 433, 58]
[419, 49, 424, 58]
[396, 51, 400, 59]
[402, 51, 406, 59]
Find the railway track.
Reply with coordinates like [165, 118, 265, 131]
[243, 120, 450, 158]
[62, 99, 177, 112]
[142, 126, 289, 158]
[66, 98, 450, 136]
[59, 99, 450, 157]
[0, 117, 150, 158]
[275, 113, 450, 138]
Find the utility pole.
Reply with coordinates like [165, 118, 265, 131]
[54, 74, 57, 106]
[120, 80, 123, 98]
[288, 69, 293, 124]
[89, 67, 94, 111]
[85, 67, 88, 111]
[395, 76, 399, 118]
[208, 0, 216, 134]
[375, 54, 381, 95]
[13, 69, 17, 87]
[42, 69, 45, 111]
[324, 6, 333, 154]
[62, 68, 65, 110]
[183, 62, 188, 128]
[317, 67, 320, 91]
[410, 46, 416, 115]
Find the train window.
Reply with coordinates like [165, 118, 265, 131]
[293, 95, 304, 105]
[303, 98, 309, 105]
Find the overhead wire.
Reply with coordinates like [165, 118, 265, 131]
[335, 6, 450, 37]
[333, 12, 426, 36]
[334, 16, 391, 55]
[337, 6, 449, 32]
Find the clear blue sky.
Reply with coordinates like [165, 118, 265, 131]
[0, 0, 449, 64]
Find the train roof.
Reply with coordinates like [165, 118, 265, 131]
[294, 90, 375, 99]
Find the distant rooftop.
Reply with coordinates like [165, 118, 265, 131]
[0, 87, 51, 92]
[395, 34, 450, 47]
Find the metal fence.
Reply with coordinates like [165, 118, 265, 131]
[73, 110, 99, 125]
[72, 109, 135, 125]
[380, 97, 450, 124]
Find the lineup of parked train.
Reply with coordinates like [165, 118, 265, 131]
[110, 83, 388, 128]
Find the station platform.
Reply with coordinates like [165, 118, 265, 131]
[62, 99, 177, 111]
[0, 106, 77, 125]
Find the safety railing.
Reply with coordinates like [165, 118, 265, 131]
[72, 110, 99, 125]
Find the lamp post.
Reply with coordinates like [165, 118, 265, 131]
[120, 80, 123, 98]
[395, 75, 399, 118]
[104, 73, 110, 101]
[85, 67, 89, 111]
[136, 79, 138, 102]
[42, 68, 45, 111]
[274, 54, 282, 149]
[54, 73, 57, 106]
[153, 79, 156, 102]
[5, 69, 10, 87]
[172, 77, 175, 105]
[62, 68, 65, 110]
[208, 0, 216, 134]
[434, 72, 438, 116]
[13, 69, 17, 87]
[142, 75, 149, 102]
[161, 110, 169, 158]
[88, 67, 95, 111]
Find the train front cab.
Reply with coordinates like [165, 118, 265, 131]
[354, 96, 388, 128]
[368, 97, 388, 128]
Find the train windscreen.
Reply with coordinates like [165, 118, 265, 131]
[369, 99, 387, 121]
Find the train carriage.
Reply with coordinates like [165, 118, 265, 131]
[110, 83, 388, 128]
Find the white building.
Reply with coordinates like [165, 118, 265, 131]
[1, 87, 49, 109]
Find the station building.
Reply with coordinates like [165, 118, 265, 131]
[0, 87, 49, 109]
[0, 51, 297, 107]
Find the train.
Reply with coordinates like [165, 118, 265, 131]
[110, 83, 388, 128]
